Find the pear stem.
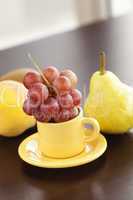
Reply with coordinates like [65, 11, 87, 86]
[99, 51, 106, 75]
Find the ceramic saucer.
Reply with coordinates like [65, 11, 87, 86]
[18, 133, 107, 168]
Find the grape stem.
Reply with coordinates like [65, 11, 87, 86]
[99, 51, 106, 75]
[27, 53, 57, 96]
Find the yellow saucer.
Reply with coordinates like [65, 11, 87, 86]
[18, 133, 107, 168]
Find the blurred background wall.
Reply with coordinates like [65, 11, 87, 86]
[0, 0, 132, 50]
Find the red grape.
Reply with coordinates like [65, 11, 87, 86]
[70, 89, 82, 106]
[23, 99, 34, 115]
[23, 71, 42, 89]
[33, 107, 51, 122]
[60, 69, 78, 88]
[40, 97, 60, 118]
[54, 107, 79, 123]
[43, 66, 59, 83]
[70, 107, 79, 119]
[58, 94, 73, 109]
[54, 109, 71, 122]
[53, 75, 71, 94]
[27, 90, 38, 105]
[29, 83, 49, 107]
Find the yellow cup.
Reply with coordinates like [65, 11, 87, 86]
[37, 108, 100, 158]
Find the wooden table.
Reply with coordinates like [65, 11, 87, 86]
[0, 14, 133, 200]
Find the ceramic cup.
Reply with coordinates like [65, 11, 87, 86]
[37, 108, 100, 158]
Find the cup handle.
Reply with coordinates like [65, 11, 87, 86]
[82, 117, 100, 143]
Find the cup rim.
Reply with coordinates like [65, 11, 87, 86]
[37, 107, 83, 126]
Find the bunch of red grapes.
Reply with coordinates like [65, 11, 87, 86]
[23, 66, 82, 123]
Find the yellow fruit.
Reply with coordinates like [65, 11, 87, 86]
[84, 52, 133, 134]
[0, 80, 36, 137]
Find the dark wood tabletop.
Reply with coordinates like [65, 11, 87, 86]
[0, 14, 133, 200]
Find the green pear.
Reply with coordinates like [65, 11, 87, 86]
[84, 52, 133, 134]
